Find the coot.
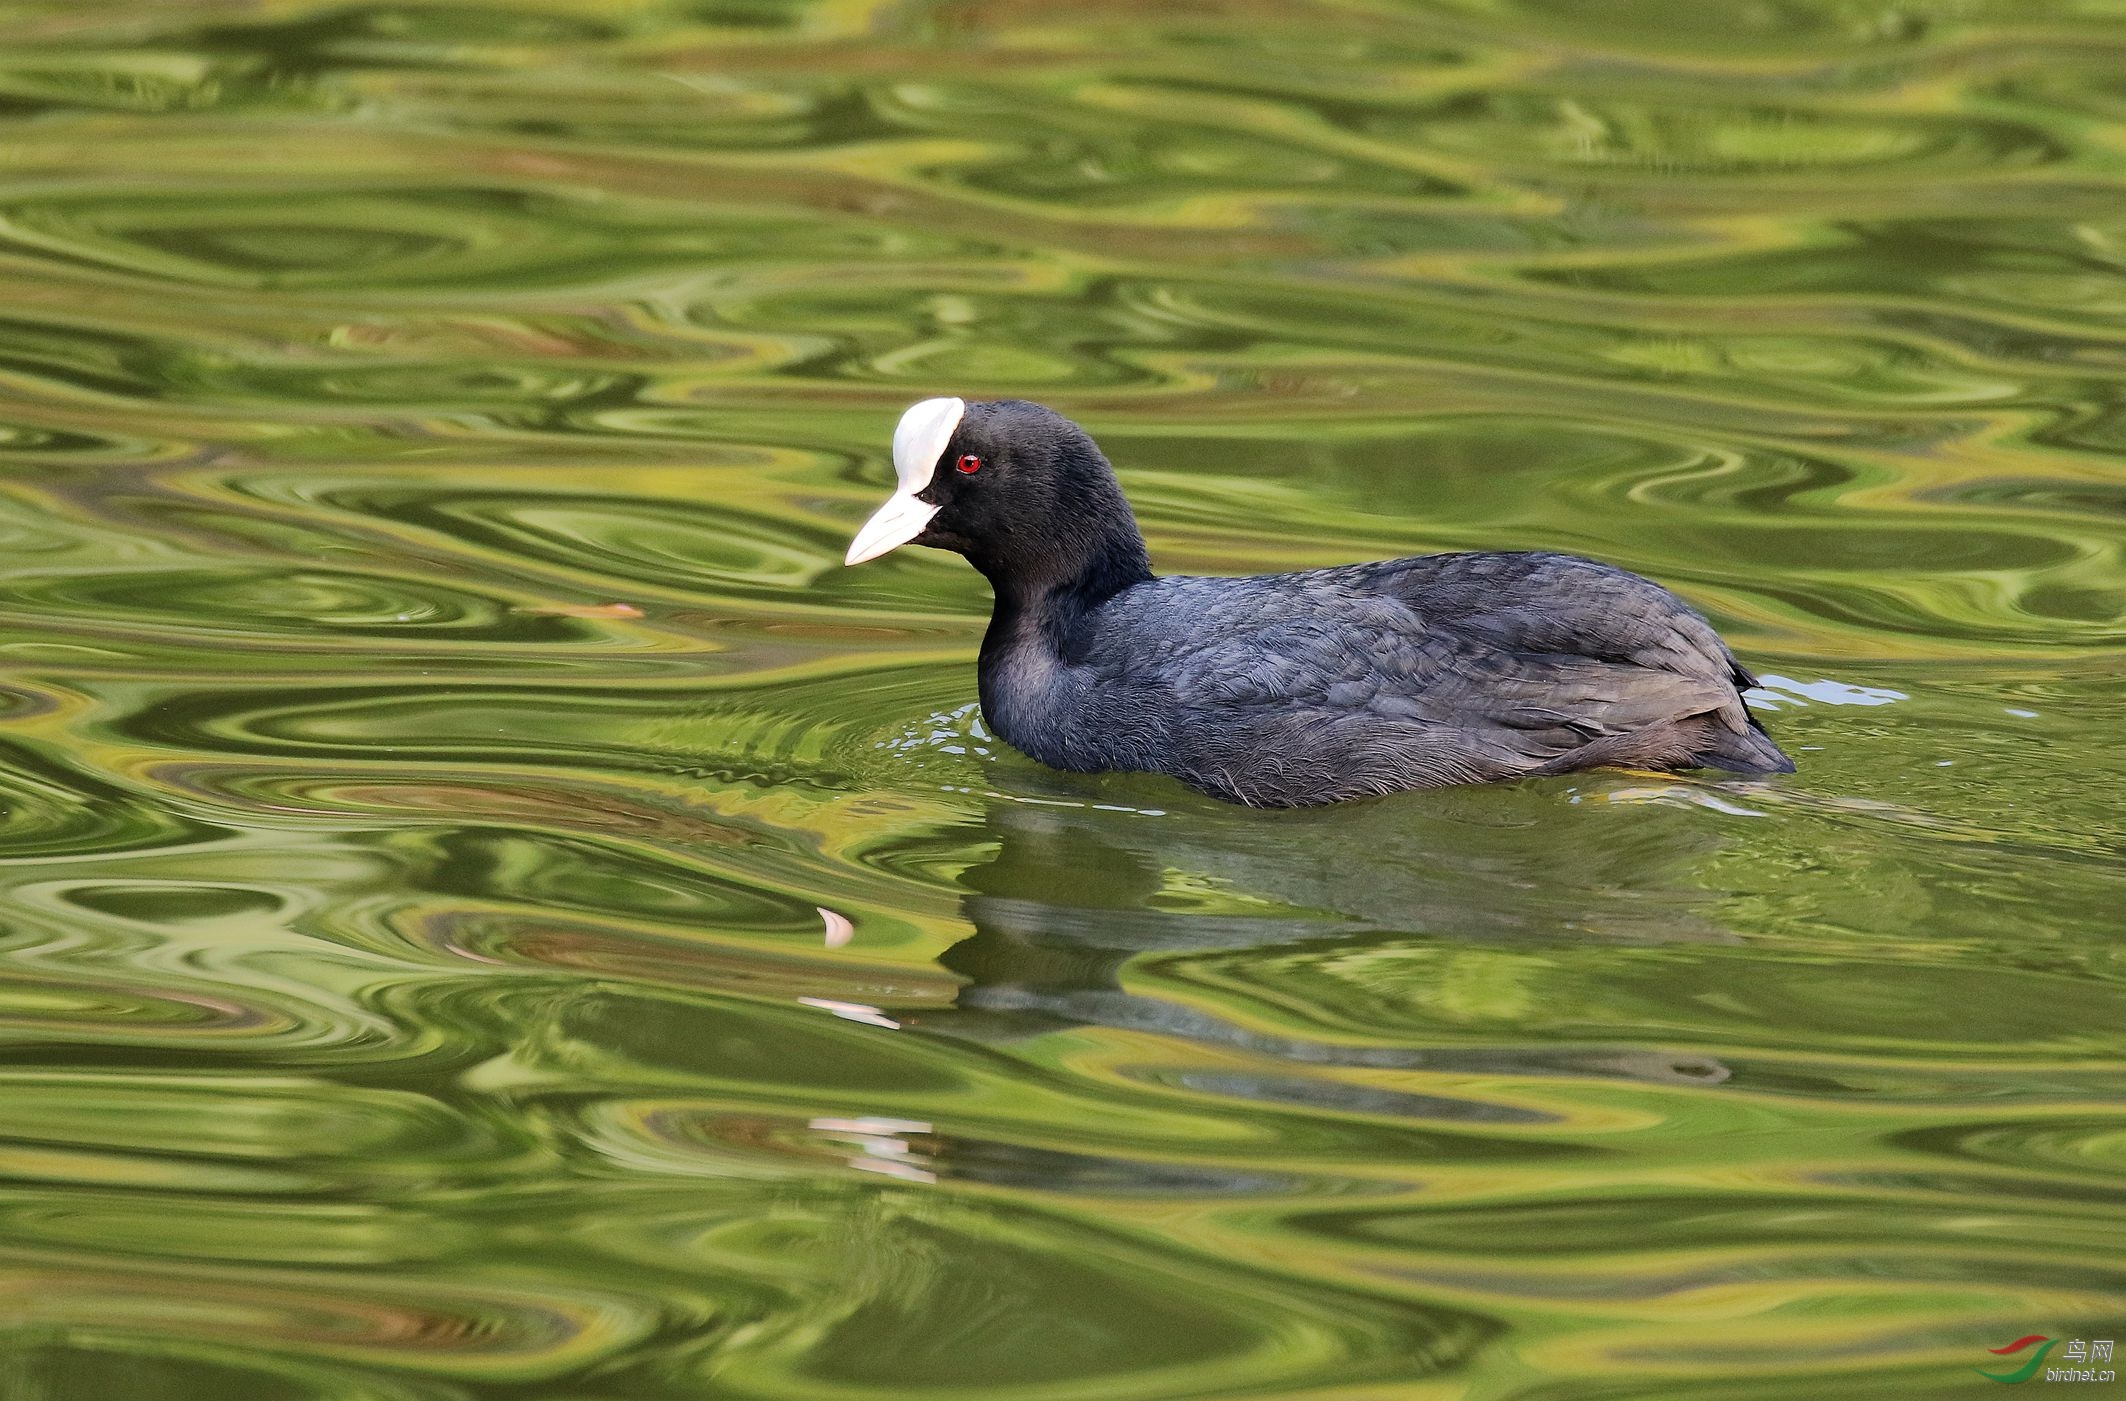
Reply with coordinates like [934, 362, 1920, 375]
[845, 397, 1794, 807]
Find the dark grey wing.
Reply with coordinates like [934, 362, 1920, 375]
[1340, 551, 1757, 690]
[1149, 588, 1743, 802]
[1342, 550, 1794, 775]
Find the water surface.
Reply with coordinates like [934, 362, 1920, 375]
[0, 1, 2122, 1397]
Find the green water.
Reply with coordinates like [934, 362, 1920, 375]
[0, 1, 2122, 1396]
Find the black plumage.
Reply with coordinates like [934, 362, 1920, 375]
[847, 398, 1795, 808]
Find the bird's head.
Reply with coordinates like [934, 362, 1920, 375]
[845, 398, 1149, 599]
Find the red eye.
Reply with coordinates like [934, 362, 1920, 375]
[955, 454, 982, 474]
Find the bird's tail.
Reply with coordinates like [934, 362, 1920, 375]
[1693, 712, 1796, 774]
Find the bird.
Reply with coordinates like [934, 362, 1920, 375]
[844, 397, 1795, 808]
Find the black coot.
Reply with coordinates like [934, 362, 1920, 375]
[845, 397, 1794, 807]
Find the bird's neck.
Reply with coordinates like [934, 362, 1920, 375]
[977, 529, 1152, 651]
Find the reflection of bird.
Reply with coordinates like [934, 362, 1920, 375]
[846, 398, 1793, 806]
[927, 786, 1735, 1087]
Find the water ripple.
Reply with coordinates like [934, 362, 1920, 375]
[0, 1, 2123, 1397]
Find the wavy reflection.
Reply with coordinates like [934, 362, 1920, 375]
[0, 0, 2123, 1396]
